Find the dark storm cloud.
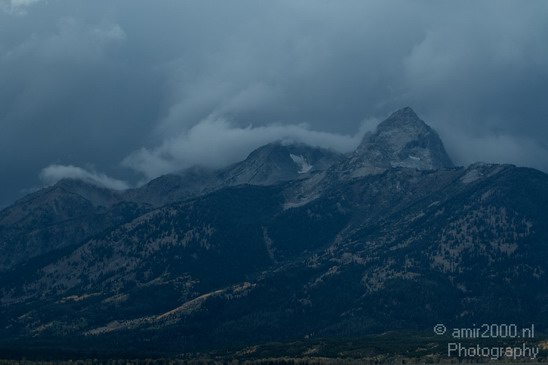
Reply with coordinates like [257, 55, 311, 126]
[1, 0, 547, 207]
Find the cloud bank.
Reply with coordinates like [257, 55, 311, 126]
[0, 0, 547, 206]
[123, 115, 367, 179]
[40, 165, 129, 190]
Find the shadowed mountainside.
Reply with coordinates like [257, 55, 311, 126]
[1, 107, 547, 357]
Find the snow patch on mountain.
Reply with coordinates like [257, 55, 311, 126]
[289, 154, 313, 174]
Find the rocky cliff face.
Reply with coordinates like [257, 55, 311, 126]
[340, 107, 453, 177]
[0, 108, 547, 356]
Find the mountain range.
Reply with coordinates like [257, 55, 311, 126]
[1, 107, 547, 358]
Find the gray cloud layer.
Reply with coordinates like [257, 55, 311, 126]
[1, 0, 548, 207]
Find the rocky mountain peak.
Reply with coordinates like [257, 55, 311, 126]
[376, 106, 424, 130]
[348, 107, 453, 175]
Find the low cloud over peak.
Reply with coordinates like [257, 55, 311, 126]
[40, 165, 130, 190]
[123, 115, 366, 180]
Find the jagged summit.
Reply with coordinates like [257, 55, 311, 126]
[377, 106, 424, 129]
[345, 107, 453, 176]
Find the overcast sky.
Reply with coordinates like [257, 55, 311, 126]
[1, 0, 548, 207]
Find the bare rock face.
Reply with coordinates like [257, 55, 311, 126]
[343, 107, 453, 177]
